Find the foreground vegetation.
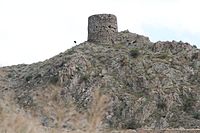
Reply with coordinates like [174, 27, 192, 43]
[0, 86, 133, 133]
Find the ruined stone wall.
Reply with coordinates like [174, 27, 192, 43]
[87, 14, 118, 44]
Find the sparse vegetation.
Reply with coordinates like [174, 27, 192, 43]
[156, 53, 169, 59]
[193, 112, 200, 120]
[25, 75, 33, 82]
[7, 73, 12, 78]
[80, 74, 90, 82]
[182, 93, 197, 113]
[49, 75, 59, 85]
[0, 86, 112, 133]
[193, 45, 197, 48]
[156, 97, 167, 110]
[0, 92, 45, 133]
[129, 48, 140, 58]
[87, 90, 109, 133]
[122, 119, 141, 130]
[114, 43, 126, 50]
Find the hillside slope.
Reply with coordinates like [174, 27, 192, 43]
[1, 30, 200, 131]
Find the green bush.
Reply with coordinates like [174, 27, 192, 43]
[25, 75, 33, 82]
[80, 74, 89, 82]
[122, 119, 142, 129]
[156, 96, 167, 111]
[182, 94, 197, 112]
[7, 74, 12, 78]
[193, 112, 200, 120]
[49, 75, 59, 85]
[193, 45, 197, 48]
[157, 100, 167, 110]
[129, 49, 140, 58]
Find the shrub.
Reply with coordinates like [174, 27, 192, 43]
[193, 45, 197, 48]
[7, 74, 12, 78]
[182, 93, 197, 112]
[49, 75, 59, 85]
[156, 94, 167, 110]
[193, 112, 200, 120]
[122, 119, 142, 129]
[129, 49, 140, 58]
[80, 74, 89, 82]
[157, 53, 168, 59]
[25, 75, 32, 82]
[157, 100, 167, 110]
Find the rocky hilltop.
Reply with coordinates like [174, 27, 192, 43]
[0, 14, 200, 132]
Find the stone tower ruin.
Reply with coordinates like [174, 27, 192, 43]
[87, 14, 118, 44]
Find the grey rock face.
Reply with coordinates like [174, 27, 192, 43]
[88, 14, 118, 44]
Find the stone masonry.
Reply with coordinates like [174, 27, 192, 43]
[87, 14, 118, 44]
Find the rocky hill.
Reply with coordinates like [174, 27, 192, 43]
[0, 14, 200, 132]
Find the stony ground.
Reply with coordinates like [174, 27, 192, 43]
[0, 30, 200, 132]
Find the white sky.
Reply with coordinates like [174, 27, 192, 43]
[0, 0, 200, 66]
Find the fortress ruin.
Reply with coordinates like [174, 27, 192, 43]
[87, 14, 118, 44]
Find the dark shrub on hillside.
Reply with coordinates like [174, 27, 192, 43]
[129, 49, 140, 58]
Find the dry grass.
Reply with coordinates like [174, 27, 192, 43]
[0, 92, 46, 133]
[1, 89, 199, 133]
[0, 85, 116, 133]
[37, 85, 110, 132]
[87, 90, 109, 133]
[0, 68, 7, 88]
[36, 85, 87, 130]
[0, 69, 6, 77]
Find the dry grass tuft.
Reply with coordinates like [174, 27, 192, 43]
[0, 86, 114, 133]
[36, 85, 86, 130]
[0, 92, 45, 133]
[87, 90, 110, 133]
[38, 85, 110, 132]
[0, 69, 6, 77]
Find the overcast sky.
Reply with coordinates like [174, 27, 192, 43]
[0, 0, 200, 66]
